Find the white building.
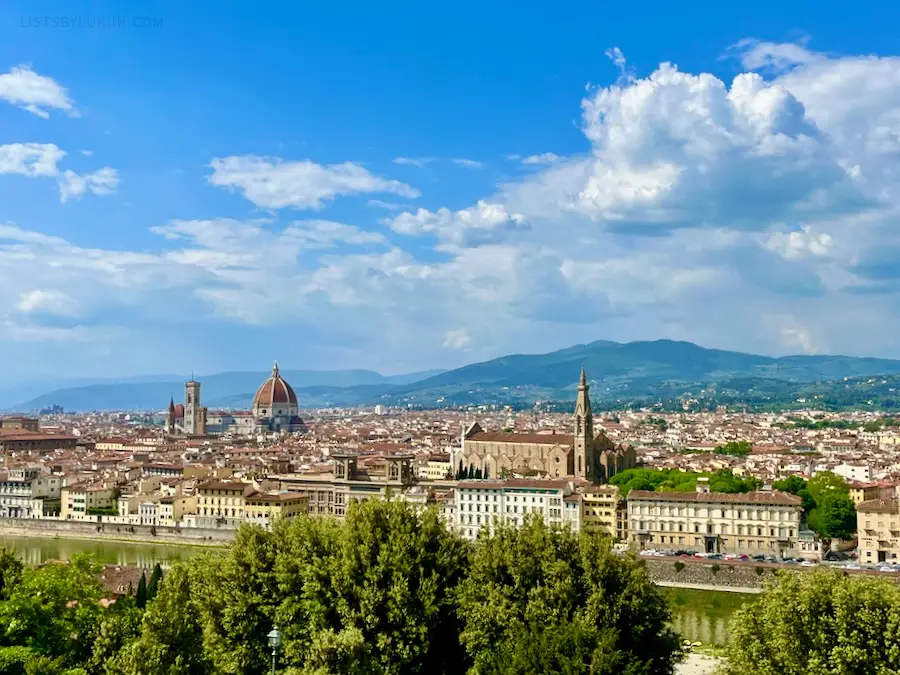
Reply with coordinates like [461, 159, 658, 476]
[0, 468, 61, 518]
[453, 478, 581, 541]
[832, 463, 873, 483]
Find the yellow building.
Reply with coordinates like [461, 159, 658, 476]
[857, 489, 900, 565]
[581, 485, 626, 540]
[243, 491, 308, 527]
[848, 480, 899, 506]
[628, 481, 803, 556]
[195, 480, 252, 527]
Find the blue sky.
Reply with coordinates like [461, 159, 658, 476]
[2, 0, 900, 386]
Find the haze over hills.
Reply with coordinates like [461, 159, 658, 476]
[9, 340, 900, 412]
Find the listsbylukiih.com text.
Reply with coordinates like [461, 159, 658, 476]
[21, 15, 163, 29]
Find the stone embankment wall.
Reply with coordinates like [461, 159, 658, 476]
[644, 557, 900, 592]
[0, 517, 232, 546]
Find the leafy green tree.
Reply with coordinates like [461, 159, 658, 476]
[120, 564, 210, 675]
[714, 441, 752, 457]
[0, 554, 104, 667]
[807, 471, 849, 504]
[0, 547, 23, 600]
[724, 569, 900, 674]
[146, 564, 162, 603]
[772, 476, 807, 495]
[807, 493, 857, 540]
[457, 517, 681, 674]
[86, 597, 142, 675]
[274, 500, 471, 675]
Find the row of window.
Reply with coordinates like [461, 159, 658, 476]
[631, 504, 794, 520]
[636, 520, 795, 537]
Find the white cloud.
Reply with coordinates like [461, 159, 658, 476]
[393, 157, 432, 168]
[367, 199, 408, 211]
[520, 153, 561, 166]
[386, 201, 528, 249]
[17, 289, 76, 315]
[450, 158, 483, 169]
[443, 328, 472, 349]
[58, 167, 120, 203]
[0, 65, 76, 118]
[0, 143, 65, 176]
[765, 226, 833, 260]
[209, 156, 420, 210]
[0, 143, 118, 202]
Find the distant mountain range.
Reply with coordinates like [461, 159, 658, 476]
[9, 339, 900, 412]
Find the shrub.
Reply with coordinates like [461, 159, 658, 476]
[674, 561, 685, 573]
[710, 564, 721, 575]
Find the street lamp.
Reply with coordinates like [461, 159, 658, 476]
[267, 626, 282, 675]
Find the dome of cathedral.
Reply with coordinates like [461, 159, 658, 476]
[252, 362, 298, 409]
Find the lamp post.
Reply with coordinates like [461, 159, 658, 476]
[267, 626, 282, 675]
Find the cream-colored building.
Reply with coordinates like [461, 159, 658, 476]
[60, 484, 116, 520]
[452, 478, 581, 541]
[628, 482, 803, 556]
[581, 485, 626, 540]
[419, 453, 452, 481]
[194, 480, 253, 527]
[857, 487, 900, 565]
[456, 369, 636, 483]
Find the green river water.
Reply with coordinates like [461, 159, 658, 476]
[0, 536, 752, 646]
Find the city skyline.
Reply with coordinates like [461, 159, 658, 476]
[3, 1, 900, 385]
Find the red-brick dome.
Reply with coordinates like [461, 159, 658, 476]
[252, 362, 297, 409]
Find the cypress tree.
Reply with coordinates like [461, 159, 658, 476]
[136, 572, 148, 609]
[147, 563, 163, 602]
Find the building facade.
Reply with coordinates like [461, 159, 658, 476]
[452, 478, 581, 541]
[857, 487, 900, 565]
[628, 482, 803, 556]
[581, 484, 626, 540]
[0, 468, 61, 518]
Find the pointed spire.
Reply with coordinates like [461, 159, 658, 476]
[168, 396, 175, 413]
[580, 365, 587, 387]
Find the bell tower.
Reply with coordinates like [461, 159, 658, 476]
[573, 366, 595, 481]
[184, 378, 201, 436]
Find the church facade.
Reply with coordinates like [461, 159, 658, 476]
[455, 368, 636, 484]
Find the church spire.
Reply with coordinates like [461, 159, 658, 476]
[574, 367, 594, 481]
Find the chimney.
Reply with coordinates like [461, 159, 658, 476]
[696, 477, 710, 494]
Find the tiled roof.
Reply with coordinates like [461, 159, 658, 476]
[857, 497, 900, 514]
[627, 490, 802, 506]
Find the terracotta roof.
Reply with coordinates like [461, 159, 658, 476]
[627, 490, 802, 506]
[457, 478, 572, 491]
[857, 498, 900, 514]
[468, 431, 575, 445]
[196, 480, 250, 492]
[253, 362, 298, 408]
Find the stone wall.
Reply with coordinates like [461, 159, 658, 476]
[643, 556, 900, 591]
[0, 517, 232, 546]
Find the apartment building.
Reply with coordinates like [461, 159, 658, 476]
[419, 452, 452, 481]
[0, 468, 61, 518]
[243, 491, 308, 527]
[857, 487, 900, 565]
[452, 478, 581, 541]
[581, 485, 626, 540]
[628, 480, 803, 556]
[193, 480, 253, 528]
[60, 484, 116, 520]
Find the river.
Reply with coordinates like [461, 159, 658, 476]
[1, 536, 750, 644]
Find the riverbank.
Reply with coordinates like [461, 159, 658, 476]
[656, 581, 763, 594]
[0, 518, 232, 548]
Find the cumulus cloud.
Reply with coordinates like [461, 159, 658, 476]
[0, 143, 118, 202]
[209, 156, 420, 210]
[520, 153, 561, 166]
[764, 226, 834, 260]
[0, 65, 76, 118]
[17, 289, 76, 315]
[386, 201, 528, 250]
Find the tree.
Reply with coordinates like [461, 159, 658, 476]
[0, 554, 104, 668]
[121, 564, 210, 675]
[146, 564, 163, 603]
[807, 493, 857, 540]
[714, 441, 752, 457]
[134, 574, 147, 610]
[724, 569, 900, 674]
[772, 476, 807, 495]
[0, 547, 23, 601]
[807, 471, 849, 505]
[457, 517, 681, 674]
[276, 500, 471, 675]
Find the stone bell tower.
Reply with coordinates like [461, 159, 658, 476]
[573, 366, 596, 481]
